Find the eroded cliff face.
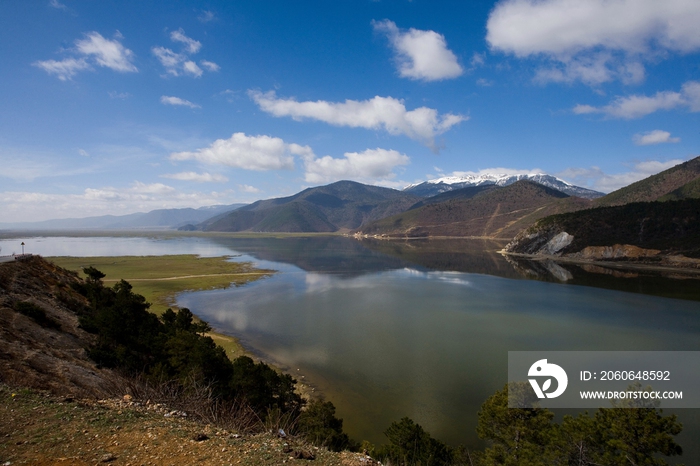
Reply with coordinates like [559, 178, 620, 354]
[504, 196, 700, 269]
[0, 256, 120, 397]
[505, 226, 699, 269]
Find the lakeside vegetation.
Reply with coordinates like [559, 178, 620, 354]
[1, 256, 688, 465]
[49, 254, 274, 314]
[65, 266, 690, 465]
[67, 265, 352, 451]
[50, 254, 274, 358]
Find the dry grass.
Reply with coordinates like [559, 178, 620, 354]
[0, 383, 376, 466]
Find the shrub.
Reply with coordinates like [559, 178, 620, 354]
[14, 301, 61, 330]
[297, 399, 351, 452]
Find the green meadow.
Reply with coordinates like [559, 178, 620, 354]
[49, 254, 274, 359]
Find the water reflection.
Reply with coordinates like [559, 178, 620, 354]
[358, 238, 700, 302]
[4, 234, 699, 458]
[7, 235, 699, 302]
[178, 259, 700, 450]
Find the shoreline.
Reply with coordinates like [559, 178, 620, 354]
[500, 250, 700, 276]
[46, 253, 322, 402]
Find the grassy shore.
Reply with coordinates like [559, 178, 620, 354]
[48, 254, 274, 359]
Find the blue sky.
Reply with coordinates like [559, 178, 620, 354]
[1, 0, 699, 222]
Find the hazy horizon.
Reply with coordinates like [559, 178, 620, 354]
[2, 0, 699, 222]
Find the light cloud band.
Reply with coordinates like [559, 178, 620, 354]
[249, 90, 465, 149]
[573, 80, 700, 119]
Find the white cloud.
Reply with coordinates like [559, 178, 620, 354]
[49, 0, 66, 10]
[161, 171, 228, 182]
[170, 133, 298, 171]
[168, 131, 411, 183]
[183, 60, 203, 77]
[108, 91, 131, 99]
[476, 78, 493, 87]
[683, 81, 700, 111]
[33, 58, 89, 81]
[633, 130, 680, 146]
[75, 32, 137, 72]
[487, 0, 700, 85]
[373, 19, 463, 81]
[0, 149, 97, 181]
[0, 183, 239, 223]
[249, 90, 466, 149]
[303, 148, 410, 184]
[152, 29, 215, 77]
[557, 159, 686, 192]
[35, 32, 137, 80]
[470, 52, 486, 68]
[573, 80, 700, 119]
[153, 47, 204, 77]
[152, 47, 183, 73]
[198, 10, 215, 23]
[238, 184, 261, 193]
[160, 96, 201, 109]
[78, 149, 90, 157]
[200, 60, 220, 72]
[170, 28, 201, 54]
[443, 167, 545, 179]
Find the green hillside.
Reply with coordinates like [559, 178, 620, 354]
[198, 180, 420, 233]
[594, 156, 700, 207]
[658, 176, 700, 201]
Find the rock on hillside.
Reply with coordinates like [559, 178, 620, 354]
[0, 255, 119, 397]
[504, 198, 700, 268]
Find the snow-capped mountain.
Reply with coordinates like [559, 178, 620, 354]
[404, 173, 604, 199]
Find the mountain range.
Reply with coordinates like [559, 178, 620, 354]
[404, 173, 604, 199]
[6, 158, 700, 255]
[357, 180, 592, 239]
[191, 181, 420, 233]
[0, 204, 245, 231]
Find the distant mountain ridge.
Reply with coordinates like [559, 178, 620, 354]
[358, 180, 591, 239]
[404, 173, 604, 199]
[193, 180, 420, 233]
[0, 204, 245, 231]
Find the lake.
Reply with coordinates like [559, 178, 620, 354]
[3, 234, 700, 460]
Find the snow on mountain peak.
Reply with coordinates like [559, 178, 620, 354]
[403, 172, 602, 199]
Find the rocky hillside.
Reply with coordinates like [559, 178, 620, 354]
[0, 255, 118, 397]
[0, 256, 379, 465]
[504, 157, 700, 266]
[504, 198, 700, 267]
[357, 180, 591, 239]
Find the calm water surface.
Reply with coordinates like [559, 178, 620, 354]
[6, 234, 700, 460]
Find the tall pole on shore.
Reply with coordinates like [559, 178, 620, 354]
[21, 242, 25, 255]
